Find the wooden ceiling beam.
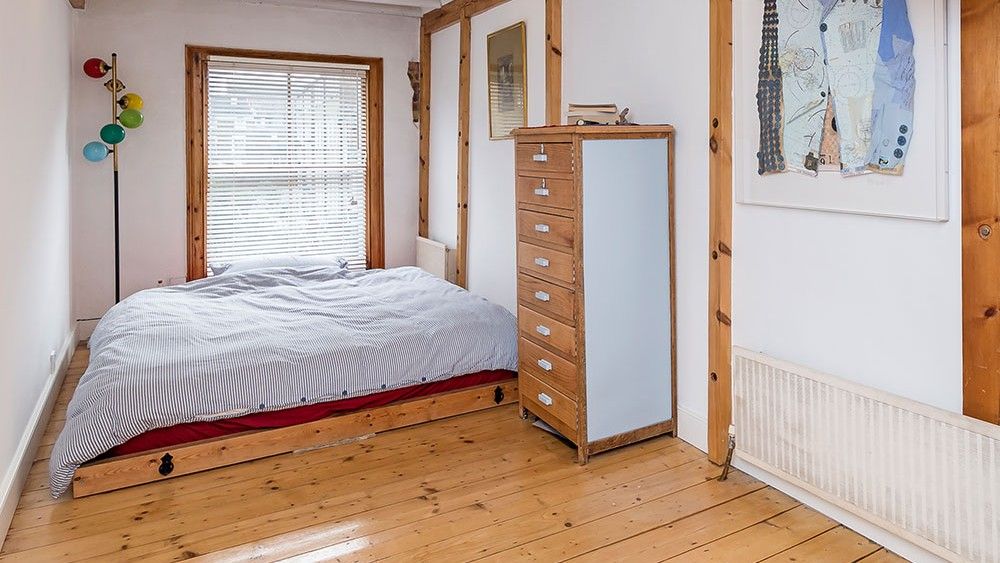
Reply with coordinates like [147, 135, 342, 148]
[68, 0, 85, 9]
[422, 0, 511, 34]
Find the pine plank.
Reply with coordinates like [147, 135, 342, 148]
[761, 526, 882, 562]
[664, 504, 839, 561]
[545, 487, 799, 562]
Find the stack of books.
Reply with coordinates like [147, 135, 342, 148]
[567, 103, 620, 125]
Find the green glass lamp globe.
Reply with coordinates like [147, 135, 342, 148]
[119, 109, 144, 129]
[100, 123, 126, 145]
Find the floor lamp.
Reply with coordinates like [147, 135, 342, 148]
[82, 53, 145, 304]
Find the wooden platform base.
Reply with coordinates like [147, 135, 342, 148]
[72, 380, 519, 498]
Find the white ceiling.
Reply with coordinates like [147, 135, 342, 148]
[239, 0, 444, 16]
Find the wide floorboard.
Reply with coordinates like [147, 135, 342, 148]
[1, 345, 903, 562]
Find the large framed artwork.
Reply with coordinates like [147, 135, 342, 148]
[734, 0, 950, 221]
[487, 21, 527, 140]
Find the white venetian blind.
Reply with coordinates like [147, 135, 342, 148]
[205, 56, 370, 271]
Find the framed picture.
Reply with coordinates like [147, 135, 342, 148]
[733, 0, 949, 222]
[487, 21, 527, 140]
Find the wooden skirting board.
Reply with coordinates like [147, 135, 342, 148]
[72, 380, 519, 498]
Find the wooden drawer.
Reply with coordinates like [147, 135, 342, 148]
[517, 209, 575, 250]
[518, 241, 574, 285]
[517, 275, 575, 325]
[520, 372, 578, 440]
[519, 337, 577, 398]
[516, 142, 574, 175]
[516, 175, 576, 210]
[518, 305, 576, 359]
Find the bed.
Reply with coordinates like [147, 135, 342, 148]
[51, 265, 518, 497]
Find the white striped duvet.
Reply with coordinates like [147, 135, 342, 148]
[50, 266, 517, 496]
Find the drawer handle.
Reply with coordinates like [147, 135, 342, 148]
[537, 359, 553, 371]
[536, 325, 551, 337]
[534, 257, 550, 268]
[534, 224, 550, 233]
[534, 188, 550, 197]
[533, 143, 547, 162]
[534, 291, 550, 302]
[537, 392, 554, 406]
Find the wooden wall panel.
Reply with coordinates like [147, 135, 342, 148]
[708, 0, 734, 463]
[961, 0, 1000, 425]
[455, 11, 472, 289]
[545, 0, 562, 125]
[419, 25, 431, 239]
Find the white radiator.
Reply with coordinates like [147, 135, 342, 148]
[733, 347, 1000, 563]
[415, 236, 456, 284]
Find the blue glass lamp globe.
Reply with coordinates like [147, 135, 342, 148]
[83, 141, 109, 162]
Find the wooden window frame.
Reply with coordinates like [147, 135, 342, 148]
[185, 45, 385, 281]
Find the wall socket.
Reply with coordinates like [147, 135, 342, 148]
[153, 276, 188, 288]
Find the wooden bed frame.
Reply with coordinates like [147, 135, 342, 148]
[71, 379, 518, 498]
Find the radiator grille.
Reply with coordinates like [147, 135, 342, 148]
[733, 348, 1000, 563]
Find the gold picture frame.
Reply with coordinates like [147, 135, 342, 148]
[487, 21, 527, 140]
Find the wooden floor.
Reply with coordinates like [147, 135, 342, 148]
[1, 346, 905, 562]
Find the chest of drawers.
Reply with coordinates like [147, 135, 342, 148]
[512, 125, 677, 463]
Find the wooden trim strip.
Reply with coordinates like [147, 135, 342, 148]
[545, 0, 562, 125]
[588, 419, 676, 456]
[185, 46, 208, 282]
[72, 380, 519, 497]
[707, 0, 734, 464]
[367, 58, 386, 269]
[455, 11, 472, 288]
[184, 46, 385, 279]
[419, 25, 432, 239]
[961, 0, 1000, 424]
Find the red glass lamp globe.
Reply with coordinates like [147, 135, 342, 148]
[83, 58, 109, 79]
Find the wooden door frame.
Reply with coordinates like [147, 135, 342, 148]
[961, 0, 1000, 425]
[185, 45, 385, 281]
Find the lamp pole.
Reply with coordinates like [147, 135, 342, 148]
[111, 53, 121, 304]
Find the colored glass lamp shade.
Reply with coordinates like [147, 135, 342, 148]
[119, 109, 144, 129]
[118, 93, 144, 111]
[100, 123, 126, 145]
[83, 141, 110, 162]
[83, 58, 110, 79]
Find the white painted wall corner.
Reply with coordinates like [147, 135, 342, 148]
[0, 328, 78, 550]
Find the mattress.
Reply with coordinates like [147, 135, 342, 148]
[51, 266, 518, 496]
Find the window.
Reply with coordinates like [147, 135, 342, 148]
[186, 47, 383, 279]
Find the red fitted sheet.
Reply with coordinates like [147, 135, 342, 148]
[105, 370, 516, 457]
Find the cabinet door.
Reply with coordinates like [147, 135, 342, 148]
[581, 139, 673, 442]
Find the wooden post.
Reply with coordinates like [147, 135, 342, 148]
[456, 9, 472, 289]
[545, 0, 562, 125]
[418, 23, 432, 239]
[708, 0, 734, 464]
[961, 0, 1000, 425]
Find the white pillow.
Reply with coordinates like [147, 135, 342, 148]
[211, 255, 348, 276]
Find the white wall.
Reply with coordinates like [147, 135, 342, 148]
[563, 0, 711, 448]
[72, 0, 420, 325]
[467, 0, 547, 312]
[0, 0, 75, 542]
[428, 24, 460, 249]
[732, 0, 963, 414]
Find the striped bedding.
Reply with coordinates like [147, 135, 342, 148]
[50, 266, 518, 496]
